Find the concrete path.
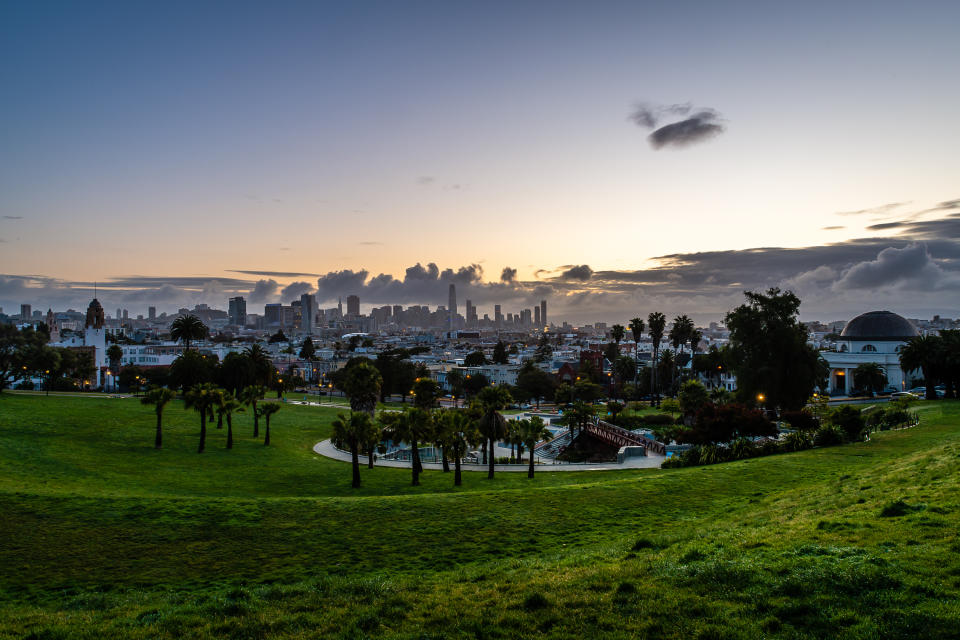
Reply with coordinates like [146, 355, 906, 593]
[313, 439, 665, 472]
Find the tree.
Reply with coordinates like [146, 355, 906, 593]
[516, 360, 557, 409]
[141, 387, 176, 449]
[434, 409, 475, 486]
[332, 412, 376, 488]
[829, 405, 866, 442]
[240, 385, 267, 437]
[669, 315, 695, 388]
[899, 335, 942, 400]
[446, 368, 466, 403]
[342, 360, 383, 415]
[515, 416, 552, 478]
[106, 344, 124, 374]
[629, 317, 645, 393]
[853, 362, 887, 395]
[534, 334, 553, 363]
[492, 340, 509, 365]
[260, 402, 280, 445]
[606, 401, 625, 424]
[604, 341, 620, 368]
[563, 400, 594, 440]
[725, 288, 826, 411]
[683, 402, 776, 445]
[477, 385, 512, 479]
[268, 329, 288, 344]
[0, 324, 27, 393]
[462, 372, 490, 397]
[412, 377, 441, 410]
[382, 408, 433, 486]
[611, 324, 625, 346]
[647, 312, 666, 405]
[168, 350, 216, 391]
[298, 337, 316, 361]
[216, 396, 243, 449]
[184, 383, 224, 453]
[170, 315, 209, 351]
[678, 380, 710, 418]
[612, 356, 636, 398]
[243, 344, 275, 387]
[218, 351, 255, 397]
[463, 350, 488, 367]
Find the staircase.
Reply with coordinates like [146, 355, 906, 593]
[534, 429, 574, 459]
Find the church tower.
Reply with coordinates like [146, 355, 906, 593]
[84, 297, 107, 387]
[45, 308, 60, 342]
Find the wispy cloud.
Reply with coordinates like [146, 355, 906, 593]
[630, 101, 725, 149]
[2, 216, 23, 220]
[835, 201, 910, 217]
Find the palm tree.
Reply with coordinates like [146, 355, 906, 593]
[331, 411, 375, 488]
[243, 344, 274, 388]
[516, 416, 552, 479]
[184, 383, 224, 453]
[240, 385, 266, 437]
[363, 416, 382, 469]
[647, 312, 666, 406]
[106, 344, 123, 389]
[629, 317, 645, 393]
[382, 408, 432, 486]
[853, 362, 887, 394]
[434, 409, 474, 485]
[141, 387, 176, 449]
[669, 315, 694, 390]
[477, 385, 512, 479]
[216, 397, 243, 449]
[170, 315, 209, 351]
[899, 335, 942, 400]
[260, 402, 281, 445]
[342, 361, 382, 416]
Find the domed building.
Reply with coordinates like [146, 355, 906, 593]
[823, 310, 918, 395]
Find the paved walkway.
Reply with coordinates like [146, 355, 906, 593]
[313, 439, 665, 472]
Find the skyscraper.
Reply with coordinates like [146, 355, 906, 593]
[494, 304, 503, 327]
[448, 284, 457, 331]
[540, 300, 547, 328]
[346, 295, 360, 317]
[20, 304, 31, 321]
[534, 305, 540, 327]
[228, 296, 246, 326]
[300, 293, 316, 334]
[148, 306, 156, 320]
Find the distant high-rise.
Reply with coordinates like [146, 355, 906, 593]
[148, 306, 156, 320]
[300, 293, 316, 334]
[494, 304, 503, 327]
[122, 309, 129, 321]
[116, 308, 121, 321]
[466, 299, 477, 326]
[448, 284, 457, 330]
[540, 300, 547, 328]
[20, 304, 31, 321]
[346, 295, 360, 317]
[264, 303, 283, 326]
[534, 305, 541, 327]
[228, 296, 246, 326]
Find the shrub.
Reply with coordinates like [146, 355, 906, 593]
[879, 499, 925, 518]
[642, 413, 676, 426]
[813, 424, 845, 446]
[781, 409, 819, 432]
[729, 438, 758, 460]
[829, 405, 867, 442]
[782, 431, 813, 452]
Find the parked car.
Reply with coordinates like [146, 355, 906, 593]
[890, 391, 919, 399]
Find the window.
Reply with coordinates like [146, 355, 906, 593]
[861, 344, 877, 352]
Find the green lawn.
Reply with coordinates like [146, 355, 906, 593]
[1, 393, 959, 638]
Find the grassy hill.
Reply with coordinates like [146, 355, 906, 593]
[1, 393, 958, 638]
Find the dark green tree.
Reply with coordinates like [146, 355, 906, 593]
[184, 383, 224, 453]
[899, 334, 942, 400]
[853, 362, 887, 394]
[170, 315, 209, 350]
[463, 350, 488, 367]
[492, 340, 509, 365]
[647, 312, 667, 405]
[141, 387, 176, 449]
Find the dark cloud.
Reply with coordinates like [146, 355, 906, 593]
[561, 265, 593, 281]
[280, 281, 315, 300]
[822, 226, 845, 230]
[833, 244, 954, 291]
[866, 222, 906, 230]
[628, 102, 692, 129]
[229, 270, 320, 278]
[648, 111, 725, 149]
[248, 279, 280, 303]
[835, 201, 910, 217]
[501, 267, 517, 283]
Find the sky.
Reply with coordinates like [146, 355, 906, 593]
[1, 0, 959, 324]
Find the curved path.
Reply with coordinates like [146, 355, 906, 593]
[313, 439, 665, 471]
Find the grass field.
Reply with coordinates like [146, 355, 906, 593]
[1, 393, 959, 638]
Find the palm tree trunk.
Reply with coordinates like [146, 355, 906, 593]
[528, 441, 535, 478]
[442, 445, 450, 472]
[413, 442, 423, 473]
[155, 411, 163, 449]
[217, 413, 223, 429]
[367, 444, 375, 469]
[226, 414, 233, 449]
[481, 440, 487, 465]
[198, 412, 207, 453]
[351, 443, 361, 488]
[264, 416, 271, 445]
[411, 438, 420, 486]
[487, 437, 495, 479]
[454, 443, 462, 486]
[253, 404, 259, 437]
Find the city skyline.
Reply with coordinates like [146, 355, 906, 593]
[2, 1, 959, 321]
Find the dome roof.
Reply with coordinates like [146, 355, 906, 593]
[840, 310, 918, 340]
[85, 298, 104, 329]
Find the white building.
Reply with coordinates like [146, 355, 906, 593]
[821, 310, 918, 395]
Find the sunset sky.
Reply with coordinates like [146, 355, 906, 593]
[1, 1, 958, 323]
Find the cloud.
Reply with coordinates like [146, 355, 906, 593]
[866, 221, 907, 230]
[822, 226, 845, 230]
[229, 270, 320, 278]
[280, 281, 315, 300]
[835, 201, 910, 217]
[648, 111, 725, 149]
[628, 102, 692, 129]
[416, 176, 435, 186]
[501, 267, 517, 283]
[358, 241, 383, 246]
[561, 265, 593, 281]
[248, 279, 280, 303]
[2, 216, 23, 220]
[832, 243, 955, 292]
